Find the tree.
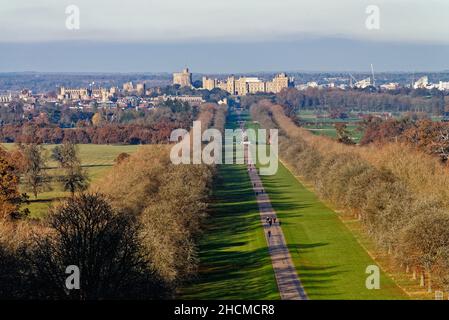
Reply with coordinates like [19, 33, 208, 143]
[52, 143, 89, 196]
[91, 112, 103, 127]
[61, 164, 89, 197]
[21, 144, 51, 198]
[114, 152, 130, 165]
[0, 148, 28, 219]
[28, 193, 167, 299]
[335, 123, 355, 145]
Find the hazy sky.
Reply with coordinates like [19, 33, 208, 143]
[0, 0, 448, 72]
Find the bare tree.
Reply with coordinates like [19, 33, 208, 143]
[28, 193, 168, 299]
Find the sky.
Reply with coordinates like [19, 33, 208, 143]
[0, 0, 448, 72]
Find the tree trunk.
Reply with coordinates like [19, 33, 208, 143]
[412, 269, 416, 280]
[420, 273, 425, 287]
[427, 272, 432, 293]
[405, 265, 409, 273]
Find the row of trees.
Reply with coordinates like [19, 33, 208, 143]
[251, 100, 449, 293]
[275, 87, 448, 116]
[360, 117, 449, 163]
[0, 100, 197, 144]
[0, 122, 188, 145]
[0, 98, 196, 127]
[0, 103, 224, 299]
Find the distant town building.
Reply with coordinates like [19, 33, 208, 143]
[438, 81, 449, 91]
[57, 87, 114, 102]
[0, 93, 12, 103]
[202, 73, 293, 95]
[123, 82, 134, 92]
[413, 76, 429, 89]
[136, 83, 146, 95]
[151, 94, 204, 106]
[354, 77, 372, 89]
[173, 68, 193, 87]
[380, 82, 400, 90]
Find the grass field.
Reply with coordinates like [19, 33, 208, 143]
[244, 113, 407, 299]
[2, 143, 140, 218]
[303, 124, 363, 143]
[257, 161, 407, 299]
[180, 113, 279, 300]
[297, 110, 363, 142]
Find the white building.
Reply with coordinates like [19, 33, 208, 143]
[354, 78, 371, 89]
[0, 93, 12, 103]
[438, 81, 449, 91]
[380, 82, 400, 90]
[413, 76, 429, 89]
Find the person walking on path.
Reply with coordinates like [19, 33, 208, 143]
[273, 217, 277, 224]
[268, 230, 271, 238]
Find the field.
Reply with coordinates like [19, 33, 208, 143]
[298, 110, 363, 143]
[2, 143, 140, 218]
[257, 161, 407, 299]
[180, 113, 279, 299]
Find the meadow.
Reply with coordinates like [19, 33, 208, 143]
[2, 143, 140, 218]
[297, 110, 363, 142]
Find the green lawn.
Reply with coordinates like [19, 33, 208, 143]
[244, 111, 406, 299]
[2, 143, 140, 218]
[257, 162, 408, 299]
[303, 124, 363, 143]
[180, 112, 279, 300]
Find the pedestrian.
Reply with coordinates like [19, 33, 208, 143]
[273, 217, 277, 224]
[269, 219, 272, 227]
[268, 230, 271, 238]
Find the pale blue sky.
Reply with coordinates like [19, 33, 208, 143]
[0, 0, 448, 72]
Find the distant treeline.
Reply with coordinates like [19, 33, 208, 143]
[0, 122, 188, 144]
[359, 117, 449, 163]
[0, 100, 202, 144]
[275, 88, 448, 115]
[252, 100, 449, 293]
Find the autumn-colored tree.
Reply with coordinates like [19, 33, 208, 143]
[0, 148, 28, 219]
[335, 123, 355, 145]
[114, 152, 130, 165]
[91, 112, 103, 127]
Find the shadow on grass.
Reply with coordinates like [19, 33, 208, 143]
[181, 164, 278, 300]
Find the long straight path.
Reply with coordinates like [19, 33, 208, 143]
[238, 114, 307, 300]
